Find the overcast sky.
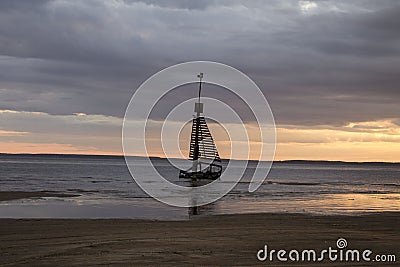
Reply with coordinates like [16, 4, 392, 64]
[1, 0, 399, 161]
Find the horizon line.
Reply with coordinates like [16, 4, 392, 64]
[0, 152, 399, 164]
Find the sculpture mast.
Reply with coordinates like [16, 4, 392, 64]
[192, 73, 204, 173]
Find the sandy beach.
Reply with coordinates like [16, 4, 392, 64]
[1, 212, 398, 266]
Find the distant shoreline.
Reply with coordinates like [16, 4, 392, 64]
[1, 152, 399, 164]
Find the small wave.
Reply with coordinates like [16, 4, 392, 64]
[351, 190, 389, 194]
[216, 180, 322, 186]
[66, 189, 101, 193]
[266, 181, 321, 186]
[371, 183, 400, 187]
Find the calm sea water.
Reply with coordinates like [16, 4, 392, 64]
[0, 154, 399, 219]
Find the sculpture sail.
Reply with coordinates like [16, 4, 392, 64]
[179, 73, 223, 180]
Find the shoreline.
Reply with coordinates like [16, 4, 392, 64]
[1, 190, 399, 220]
[1, 213, 399, 266]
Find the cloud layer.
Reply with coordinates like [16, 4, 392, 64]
[1, 0, 399, 123]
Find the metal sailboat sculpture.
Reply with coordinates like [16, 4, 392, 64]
[179, 73, 223, 180]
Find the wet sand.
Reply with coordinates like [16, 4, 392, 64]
[0, 213, 399, 266]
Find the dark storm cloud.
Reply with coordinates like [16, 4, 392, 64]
[0, 0, 399, 126]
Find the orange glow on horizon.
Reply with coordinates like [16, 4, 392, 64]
[0, 142, 121, 156]
[1, 116, 399, 162]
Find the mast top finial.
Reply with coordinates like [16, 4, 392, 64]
[195, 72, 204, 115]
